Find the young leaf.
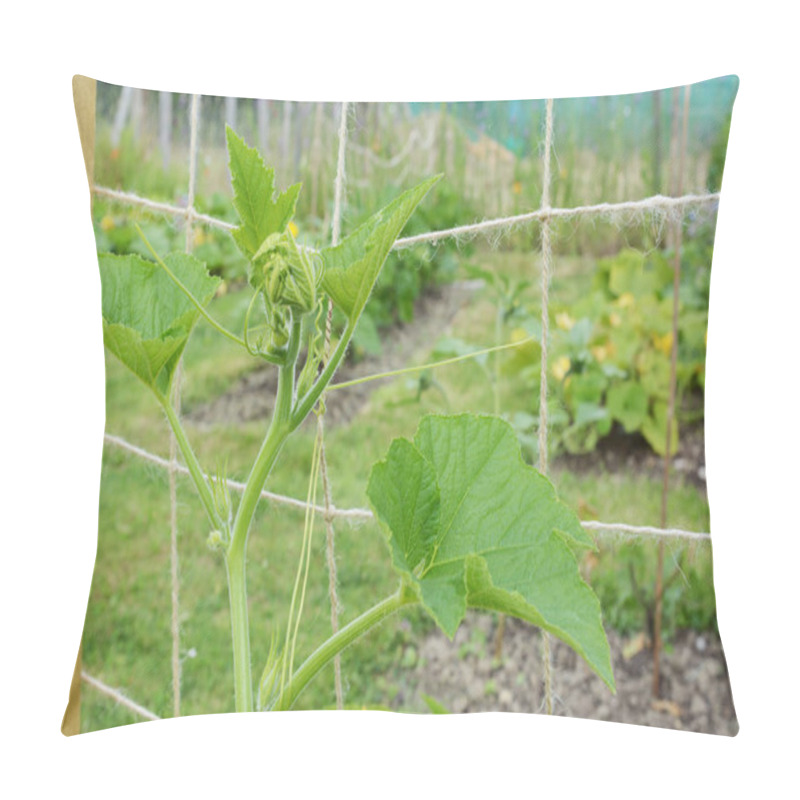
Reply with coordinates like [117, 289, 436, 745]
[367, 414, 615, 691]
[321, 175, 441, 325]
[226, 126, 301, 260]
[99, 252, 220, 393]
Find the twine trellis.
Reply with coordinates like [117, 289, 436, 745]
[82, 92, 717, 722]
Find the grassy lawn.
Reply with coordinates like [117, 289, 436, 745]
[81, 248, 713, 731]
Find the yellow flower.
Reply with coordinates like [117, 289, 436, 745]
[556, 312, 575, 331]
[552, 356, 571, 381]
[653, 331, 673, 355]
[512, 180, 522, 195]
[100, 215, 115, 232]
[616, 292, 635, 309]
[288, 220, 299, 238]
[591, 345, 608, 363]
[609, 312, 622, 328]
[193, 228, 208, 247]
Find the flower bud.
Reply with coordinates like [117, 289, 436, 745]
[253, 229, 322, 314]
[207, 529, 225, 551]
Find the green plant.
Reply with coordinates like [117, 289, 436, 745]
[590, 542, 719, 642]
[502, 246, 709, 458]
[97, 127, 615, 715]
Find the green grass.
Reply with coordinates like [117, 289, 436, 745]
[81, 248, 715, 731]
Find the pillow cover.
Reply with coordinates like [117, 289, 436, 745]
[65, 75, 738, 735]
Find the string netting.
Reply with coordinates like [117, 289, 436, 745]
[82, 90, 716, 722]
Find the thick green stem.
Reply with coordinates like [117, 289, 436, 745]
[273, 585, 417, 711]
[225, 553, 253, 712]
[224, 317, 301, 713]
[158, 395, 221, 529]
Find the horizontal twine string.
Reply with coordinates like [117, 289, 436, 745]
[103, 433, 372, 520]
[81, 671, 161, 721]
[393, 193, 720, 249]
[92, 185, 719, 250]
[93, 186, 235, 231]
[103, 433, 710, 542]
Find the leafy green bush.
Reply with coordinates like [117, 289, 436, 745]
[507, 244, 710, 457]
[589, 543, 719, 640]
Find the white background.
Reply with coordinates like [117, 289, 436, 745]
[3, 1, 797, 797]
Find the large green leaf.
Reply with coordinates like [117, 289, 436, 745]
[641, 400, 679, 457]
[607, 381, 648, 432]
[226, 126, 301, 260]
[367, 414, 614, 691]
[99, 252, 220, 393]
[321, 175, 440, 324]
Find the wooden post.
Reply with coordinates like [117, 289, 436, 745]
[293, 102, 309, 180]
[281, 101, 293, 176]
[257, 99, 270, 155]
[111, 85, 133, 148]
[652, 90, 663, 197]
[63, 74, 97, 737]
[310, 102, 324, 219]
[653, 85, 691, 700]
[130, 88, 144, 143]
[225, 95, 238, 135]
[159, 91, 172, 170]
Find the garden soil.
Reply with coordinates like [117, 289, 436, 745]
[391, 613, 737, 735]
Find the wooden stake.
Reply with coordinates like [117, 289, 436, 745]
[159, 91, 172, 170]
[654, 85, 691, 699]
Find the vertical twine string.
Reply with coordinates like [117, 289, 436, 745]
[654, 85, 690, 698]
[310, 102, 324, 220]
[167, 93, 200, 718]
[330, 103, 349, 256]
[317, 101, 350, 709]
[538, 98, 555, 715]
